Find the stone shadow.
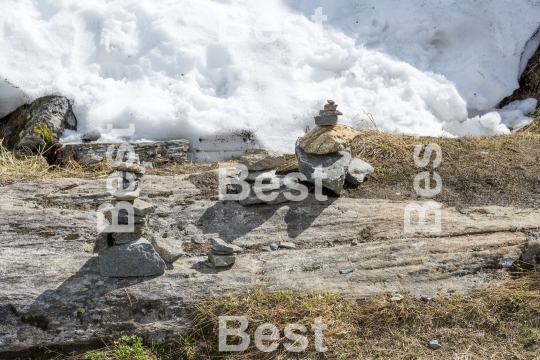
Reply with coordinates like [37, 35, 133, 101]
[285, 196, 338, 238]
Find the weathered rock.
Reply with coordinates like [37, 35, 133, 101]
[521, 238, 540, 264]
[112, 163, 146, 175]
[113, 187, 140, 201]
[151, 237, 185, 263]
[346, 158, 374, 185]
[235, 175, 298, 205]
[131, 199, 156, 216]
[246, 169, 276, 182]
[112, 224, 145, 244]
[99, 238, 165, 277]
[81, 129, 101, 143]
[211, 237, 243, 254]
[269, 243, 279, 251]
[428, 340, 441, 350]
[104, 210, 147, 225]
[315, 115, 338, 126]
[60, 140, 190, 166]
[324, 104, 338, 111]
[298, 124, 358, 155]
[208, 252, 236, 267]
[391, 293, 404, 302]
[296, 143, 352, 194]
[279, 241, 296, 249]
[0, 96, 77, 152]
[238, 148, 284, 171]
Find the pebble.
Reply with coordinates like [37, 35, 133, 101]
[420, 295, 432, 302]
[390, 293, 404, 302]
[339, 268, 354, 275]
[211, 237, 243, 253]
[510, 226, 518, 232]
[269, 243, 279, 251]
[428, 340, 441, 350]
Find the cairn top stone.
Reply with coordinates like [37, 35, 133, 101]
[81, 129, 101, 143]
[298, 124, 358, 155]
[327, 100, 335, 105]
[238, 148, 284, 171]
[112, 162, 146, 175]
[211, 237, 243, 254]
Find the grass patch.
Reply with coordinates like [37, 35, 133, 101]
[56, 273, 540, 360]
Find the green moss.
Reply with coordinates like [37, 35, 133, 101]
[32, 123, 55, 147]
[4, 109, 29, 149]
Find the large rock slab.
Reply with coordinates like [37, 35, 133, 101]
[98, 238, 166, 277]
[60, 140, 190, 166]
[0, 96, 77, 152]
[298, 124, 357, 154]
[296, 143, 352, 194]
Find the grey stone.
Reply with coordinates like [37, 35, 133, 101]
[428, 340, 441, 350]
[99, 238, 165, 277]
[81, 129, 101, 143]
[208, 252, 236, 267]
[113, 163, 146, 175]
[521, 238, 540, 264]
[346, 158, 374, 185]
[269, 243, 279, 251]
[60, 140, 190, 166]
[211, 237, 243, 254]
[319, 110, 343, 116]
[131, 199, 156, 216]
[113, 187, 140, 201]
[324, 104, 338, 111]
[296, 141, 352, 195]
[390, 293, 404, 302]
[315, 115, 338, 126]
[246, 169, 276, 182]
[339, 268, 354, 274]
[151, 237, 185, 263]
[104, 210, 147, 225]
[238, 148, 284, 171]
[112, 224, 145, 244]
[0, 95, 77, 152]
[279, 241, 296, 249]
[327, 100, 335, 105]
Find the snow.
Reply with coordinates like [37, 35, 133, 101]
[0, 0, 539, 157]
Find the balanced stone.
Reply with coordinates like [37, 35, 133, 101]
[296, 142, 352, 195]
[345, 158, 374, 185]
[211, 237, 243, 254]
[315, 115, 338, 126]
[324, 104, 338, 111]
[99, 238, 166, 277]
[105, 209, 146, 225]
[298, 124, 358, 155]
[112, 162, 146, 175]
[131, 199, 156, 216]
[238, 148, 283, 171]
[113, 187, 140, 201]
[81, 129, 101, 143]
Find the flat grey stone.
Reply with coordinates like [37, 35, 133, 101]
[112, 224, 145, 245]
[113, 187, 140, 201]
[315, 115, 338, 126]
[296, 141, 352, 195]
[112, 163, 146, 175]
[269, 243, 279, 251]
[104, 210, 146, 225]
[324, 104, 338, 111]
[208, 252, 236, 267]
[428, 340, 441, 350]
[99, 238, 165, 277]
[346, 158, 374, 185]
[211, 237, 243, 254]
[131, 199, 156, 216]
[246, 169, 276, 182]
[151, 237, 185, 263]
[279, 241, 296, 249]
[81, 129, 101, 143]
[238, 148, 283, 171]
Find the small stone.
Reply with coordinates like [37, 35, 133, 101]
[390, 294, 404, 302]
[327, 100, 335, 105]
[324, 104, 338, 111]
[104, 210, 146, 225]
[131, 199, 156, 216]
[428, 340, 441, 350]
[346, 158, 374, 185]
[151, 237, 185, 263]
[298, 124, 358, 155]
[238, 148, 284, 171]
[510, 226, 518, 232]
[351, 240, 358, 246]
[339, 268, 354, 274]
[211, 237, 243, 254]
[99, 238, 165, 277]
[420, 295, 432, 302]
[319, 110, 343, 116]
[279, 241, 296, 249]
[112, 162, 146, 175]
[246, 169, 276, 182]
[527, 236, 536, 242]
[113, 187, 140, 201]
[269, 243, 279, 251]
[112, 225, 145, 245]
[208, 251, 236, 267]
[81, 129, 101, 143]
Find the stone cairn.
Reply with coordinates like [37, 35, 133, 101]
[96, 161, 167, 277]
[207, 237, 243, 268]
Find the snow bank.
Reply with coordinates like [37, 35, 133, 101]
[0, 0, 539, 156]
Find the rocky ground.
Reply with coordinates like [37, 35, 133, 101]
[1, 166, 539, 357]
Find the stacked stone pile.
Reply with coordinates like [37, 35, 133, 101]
[296, 100, 374, 195]
[97, 162, 166, 277]
[207, 237, 243, 268]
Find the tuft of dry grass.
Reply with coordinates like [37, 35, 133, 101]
[518, 116, 540, 134]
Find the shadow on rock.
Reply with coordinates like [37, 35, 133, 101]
[285, 196, 338, 238]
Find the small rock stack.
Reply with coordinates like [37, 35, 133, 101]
[296, 100, 374, 194]
[234, 148, 294, 206]
[97, 162, 166, 277]
[207, 237, 243, 268]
